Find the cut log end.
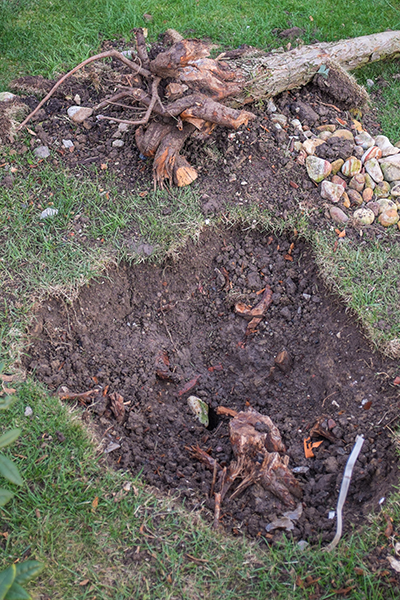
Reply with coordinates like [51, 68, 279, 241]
[173, 156, 198, 187]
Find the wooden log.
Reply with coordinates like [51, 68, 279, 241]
[225, 30, 400, 104]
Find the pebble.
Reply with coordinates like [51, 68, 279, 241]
[355, 131, 375, 149]
[361, 146, 382, 163]
[0, 92, 16, 102]
[329, 206, 349, 223]
[364, 174, 376, 189]
[317, 124, 336, 132]
[365, 158, 384, 183]
[390, 183, 400, 197]
[353, 145, 364, 159]
[271, 113, 287, 127]
[379, 153, 400, 166]
[341, 192, 350, 208]
[380, 161, 400, 182]
[331, 175, 346, 188]
[290, 118, 302, 129]
[331, 129, 354, 142]
[62, 139, 74, 149]
[366, 201, 380, 216]
[379, 209, 399, 227]
[320, 180, 344, 203]
[303, 138, 325, 155]
[24, 406, 33, 417]
[118, 123, 129, 132]
[40, 207, 59, 219]
[330, 158, 344, 175]
[306, 155, 331, 182]
[341, 157, 361, 177]
[267, 100, 277, 113]
[349, 173, 365, 192]
[318, 131, 332, 141]
[362, 188, 373, 202]
[377, 198, 396, 213]
[353, 207, 375, 225]
[112, 139, 124, 148]
[374, 181, 391, 198]
[33, 145, 50, 159]
[67, 105, 93, 123]
[375, 135, 400, 157]
[347, 189, 363, 205]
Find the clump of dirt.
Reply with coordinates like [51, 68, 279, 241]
[25, 227, 400, 543]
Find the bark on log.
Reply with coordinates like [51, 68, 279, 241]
[218, 30, 400, 105]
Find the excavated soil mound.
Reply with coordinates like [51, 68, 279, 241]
[25, 227, 400, 543]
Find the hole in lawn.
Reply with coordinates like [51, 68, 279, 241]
[25, 227, 400, 543]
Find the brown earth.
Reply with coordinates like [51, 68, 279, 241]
[4, 43, 400, 545]
[25, 227, 400, 543]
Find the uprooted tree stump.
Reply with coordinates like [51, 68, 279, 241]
[189, 407, 303, 528]
[19, 29, 400, 188]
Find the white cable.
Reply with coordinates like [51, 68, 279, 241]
[326, 434, 364, 551]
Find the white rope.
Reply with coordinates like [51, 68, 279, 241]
[326, 434, 364, 551]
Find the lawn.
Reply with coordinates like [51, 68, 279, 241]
[1, 1, 400, 598]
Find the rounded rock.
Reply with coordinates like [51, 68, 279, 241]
[364, 173, 376, 189]
[353, 208, 375, 225]
[354, 131, 375, 149]
[329, 206, 349, 223]
[33, 145, 50, 159]
[331, 129, 354, 142]
[390, 183, 400, 197]
[365, 158, 384, 183]
[380, 161, 400, 182]
[366, 201, 380, 216]
[330, 158, 344, 175]
[303, 138, 326, 155]
[320, 180, 344, 203]
[375, 135, 400, 157]
[341, 192, 350, 208]
[363, 188, 374, 202]
[317, 124, 336, 132]
[0, 92, 16, 102]
[374, 181, 391, 198]
[377, 198, 396, 213]
[379, 209, 399, 227]
[271, 113, 288, 127]
[306, 155, 332, 182]
[331, 175, 346, 188]
[347, 189, 363, 206]
[349, 173, 365, 192]
[361, 146, 382, 163]
[67, 105, 93, 123]
[318, 131, 333, 141]
[341, 157, 362, 178]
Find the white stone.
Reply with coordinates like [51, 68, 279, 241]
[67, 105, 93, 123]
[33, 146, 50, 159]
[40, 207, 59, 219]
[354, 131, 375, 149]
[24, 406, 33, 417]
[375, 135, 400, 157]
[112, 139, 124, 148]
[271, 113, 287, 127]
[364, 158, 384, 183]
[62, 139, 74, 149]
[0, 92, 16, 102]
[320, 180, 344, 203]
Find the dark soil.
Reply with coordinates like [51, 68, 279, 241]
[25, 227, 400, 543]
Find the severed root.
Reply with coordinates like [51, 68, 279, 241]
[135, 121, 175, 157]
[213, 492, 222, 529]
[153, 122, 197, 187]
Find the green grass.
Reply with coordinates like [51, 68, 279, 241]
[0, 0, 399, 88]
[0, 381, 399, 599]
